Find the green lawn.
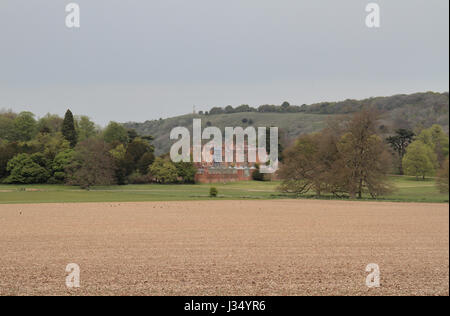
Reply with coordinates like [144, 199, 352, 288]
[382, 176, 449, 203]
[0, 177, 448, 204]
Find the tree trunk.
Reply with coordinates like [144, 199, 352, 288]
[358, 177, 363, 199]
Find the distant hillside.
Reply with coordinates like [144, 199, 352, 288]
[124, 92, 449, 155]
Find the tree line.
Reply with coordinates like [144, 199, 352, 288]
[196, 92, 448, 116]
[278, 110, 449, 197]
[1, 107, 448, 195]
[0, 109, 196, 188]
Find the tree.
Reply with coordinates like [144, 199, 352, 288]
[137, 152, 155, 175]
[235, 104, 254, 112]
[113, 137, 155, 182]
[336, 110, 392, 198]
[416, 125, 449, 166]
[278, 124, 344, 197]
[281, 101, 290, 110]
[127, 129, 139, 142]
[66, 139, 116, 189]
[28, 132, 70, 161]
[0, 111, 17, 141]
[386, 129, 415, 174]
[37, 114, 63, 134]
[4, 153, 50, 184]
[174, 161, 197, 183]
[278, 135, 322, 194]
[209, 107, 225, 115]
[51, 149, 75, 183]
[0, 141, 20, 180]
[62, 110, 78, 147]
[126, 138, 153, 163]
[109, 144, 128, 185]
[437, 158, 449, 193]
[265, 126, 284, 162]
[402, 141, 437, 180]
[279, 111, 392, 198]
[103, 122, 129, 144]
[76, 116, 97, 142]
[149, 158, 178, 184]
[225, 105, 234, 114]
[13, 112, 37, 141]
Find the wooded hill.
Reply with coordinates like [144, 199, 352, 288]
[124, 92, 449, 155]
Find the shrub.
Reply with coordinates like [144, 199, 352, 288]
[209, 187, 218, 197]
[128, 171, 153, 184]
[149, 158, 178, 184]
[252, 165, 266, 181]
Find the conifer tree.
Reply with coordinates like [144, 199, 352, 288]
[62, 109, 78, 148]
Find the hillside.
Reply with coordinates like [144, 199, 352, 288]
[124, 92, 449, 155]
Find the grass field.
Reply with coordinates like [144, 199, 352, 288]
[0, 176, 448, 204]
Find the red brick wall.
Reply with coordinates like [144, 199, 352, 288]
[195, 168, 252, 183]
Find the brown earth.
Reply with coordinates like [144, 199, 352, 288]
[0, 200, 448, 296]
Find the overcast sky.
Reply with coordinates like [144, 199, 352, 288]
[0, 0, 448, 125]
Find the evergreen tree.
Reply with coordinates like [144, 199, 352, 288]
[62, 109, 78, 148]
[386, 129, 415, 175]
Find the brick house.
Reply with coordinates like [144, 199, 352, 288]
[194, 143, 258, 183]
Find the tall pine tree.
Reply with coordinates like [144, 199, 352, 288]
[62, 109, 78, 148]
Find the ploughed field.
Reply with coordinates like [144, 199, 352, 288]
[0, 200, 448, 296]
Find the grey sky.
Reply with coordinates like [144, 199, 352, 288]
[0, 0, 448, 125]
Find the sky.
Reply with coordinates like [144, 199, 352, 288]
[0, 0, 448, 126]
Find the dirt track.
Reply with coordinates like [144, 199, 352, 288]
[0, 200, 448, 296]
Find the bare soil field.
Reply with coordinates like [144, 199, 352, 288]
[0, 200, 448, 296]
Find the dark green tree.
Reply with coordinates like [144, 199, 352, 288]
[386, 129, 415, 175]
[137, 152, 155, 174]
[252, 164, 265, 181]
[62, 109, 78, 148]
[0, 141, 20, 179]
[265, 127, 284, 162]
